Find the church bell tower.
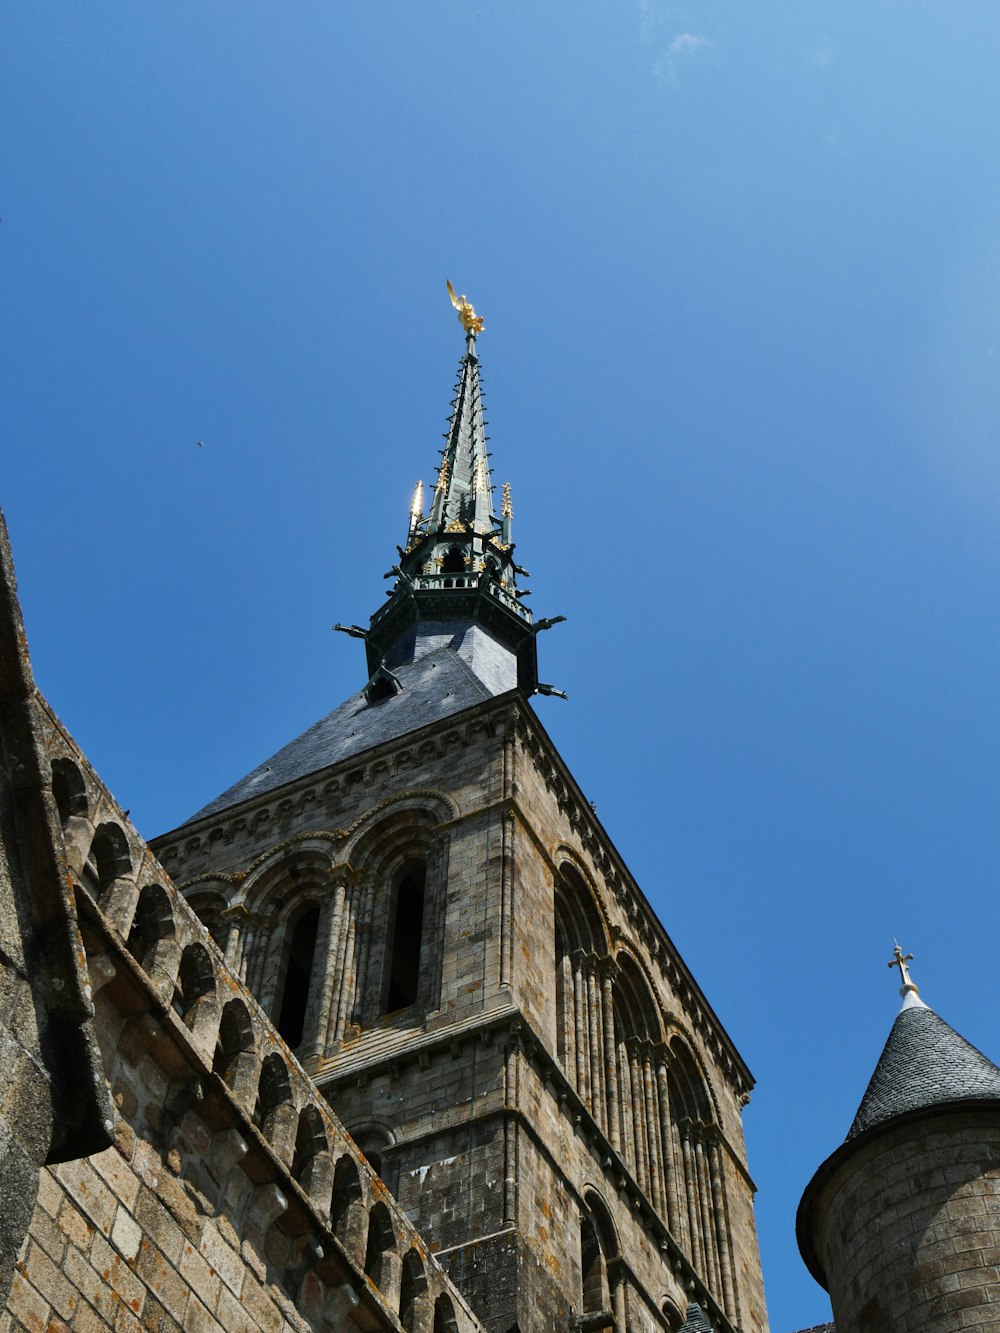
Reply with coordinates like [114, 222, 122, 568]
[152, 293, 769, 1333]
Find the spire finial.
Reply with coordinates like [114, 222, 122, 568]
[446, 278, 485, 335]
[888, 940, 918, 997]
[502, 482, 513, 519]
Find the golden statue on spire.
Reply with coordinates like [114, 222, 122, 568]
[446, 279, 485, 335]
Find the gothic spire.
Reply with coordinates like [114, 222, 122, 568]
[357, 299, 564, 699]
[427, 332, 498, 537]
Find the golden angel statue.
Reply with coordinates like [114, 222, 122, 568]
[446, 279, 485, 335]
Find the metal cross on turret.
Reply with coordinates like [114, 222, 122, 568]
[887, 941, 918, 996]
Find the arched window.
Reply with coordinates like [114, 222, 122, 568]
[612, 955, 663, 1196]
[212, 998, 257, 1106]
[84, 822, 132, 900]
[553, 866, 607, 1122]
[276, 904, 320, 1048]
[254, 1052, 296, 1164]
[433, 1294, 459, 1333]
[331, 1155, 366, 1265]
[580, 1214, 608, 1315]
[579, 1194, 622, 1330]
[441, 546, 465, 574]
[335, 808, 446, 1033]
[666, 1040, 735, 1319]
[398, 1250, 427, 1333]
[51, 758, 87, 826]
[381, 861, 426, 1014]
[127, 883, 179, 996]
[185, 888, 228, 950]
[349, 1124, 394, 1190]
[661, 1299, 685, 1332]
[292, 1106, 333, 1211]
[364, 1202, 396, 1289]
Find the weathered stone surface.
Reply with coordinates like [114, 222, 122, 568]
[801, 1106, 1000, 1333]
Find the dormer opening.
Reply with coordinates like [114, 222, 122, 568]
[363, 664, 402, 705]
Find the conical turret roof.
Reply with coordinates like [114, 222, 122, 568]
[846, 990, 1000, 1139]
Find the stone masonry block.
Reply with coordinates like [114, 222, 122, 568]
[199, 1226, 245, 1299]
[178, 1239, 222, 1313]
[110, 1206, 143, 1263]
[54, 1160, 117, 1238]
[91, 1146, 142, 1212]
[7, 1271, 50, 1333]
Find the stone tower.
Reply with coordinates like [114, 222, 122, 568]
[797, 955, 1000, 1332]
[152, 325, 769, 1333]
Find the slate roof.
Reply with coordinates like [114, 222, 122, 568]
[678, 1304, 715, 1332]
[847, 992, 1000, 1140]
[183, 634, 512, 825]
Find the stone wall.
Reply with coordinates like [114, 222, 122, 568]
[0, 512, 112, 1308]
[3, 699, 483, 1333]
[151, 691, 769, 1333]
[803, 1106, 1000, 1333]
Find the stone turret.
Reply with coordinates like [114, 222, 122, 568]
[797, 954, 1000, 1332]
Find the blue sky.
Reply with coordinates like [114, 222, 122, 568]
[4, 4, 1000, 1327]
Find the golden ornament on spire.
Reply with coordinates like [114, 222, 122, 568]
[502, 482, 513, 519]
[410, 480, 424, 520]
[436, 458, 452, 493]
[446, 279, 485, 335]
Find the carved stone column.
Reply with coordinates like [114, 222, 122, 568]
[352, 875, 377, 1025]
[317, 876, 348, 1050]
[655, 1045, 680, 1236]
[420, 834, 448, 1013]
[220, 903, 250, 978]
[707, 1131, 736, 1319]
[571, 948, 589, 1100]
[641, 1041, 663, 1215]
[256, 915, 288, 1017]
[585, 954, 604, 1129]
[245, 911, 275, 1000]
[298, 890, 338, 1066]
[628, 1039, 648, 1191]
[333, 880, 360, 1041]
[681, 1123, 704, 1275]
[599, 958, 620, 1151]
[694, 1126, 721, 1296]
